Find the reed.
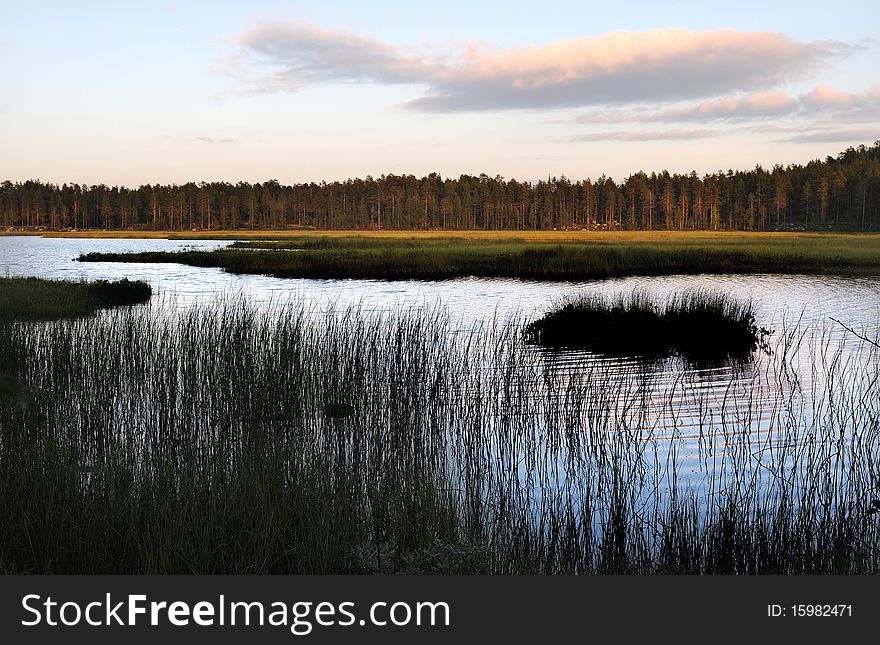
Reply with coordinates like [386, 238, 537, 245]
[0, 295, 877, 574]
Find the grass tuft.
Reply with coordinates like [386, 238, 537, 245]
[524, 290, 772, 362]
[0, 277, 152, 321]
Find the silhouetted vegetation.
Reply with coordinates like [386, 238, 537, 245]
[0, 277, 151, 321]
[524, 291, 771, 362]
[76, 232, 880, 280]
[0, 297, 877, 574]
[3, 143, 879, 231]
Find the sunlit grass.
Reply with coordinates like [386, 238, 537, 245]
[75, 232, 880, 280]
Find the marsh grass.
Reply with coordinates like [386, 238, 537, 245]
[0, 277, 152, 321]
[76, 233, 880, 281]
[524, 290, 772, 362]
[0, 296, 877, 574]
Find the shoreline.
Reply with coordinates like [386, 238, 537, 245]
[3, 229, 880, 241]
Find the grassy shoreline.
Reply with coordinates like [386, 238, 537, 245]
[3, 228, 880, 242]
[0, 277, 152, 321]
[74, 232, 880, 280]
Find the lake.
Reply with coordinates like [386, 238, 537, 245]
[3, 235, 879, 331]
[2, 234, 879, 572]
[3, 234, 878, 463]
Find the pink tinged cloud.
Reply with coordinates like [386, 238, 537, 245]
[804, 84, 859, 108]
[797, 84, 880, 123]
[638, 91, 798, 122]
[233, 22, 851, 111]
[570, 83, 879, 126]
[406, 29, 848, 110]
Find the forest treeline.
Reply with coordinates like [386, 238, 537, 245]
[3, 143, 879, 232]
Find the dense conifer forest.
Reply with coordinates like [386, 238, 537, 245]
[3, 143, 879, 232]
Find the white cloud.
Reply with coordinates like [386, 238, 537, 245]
[571, 129, 721, 142]
[782, 128, 880, 143]
[234, 21, 437, 92]
[196, 136, 236, 144]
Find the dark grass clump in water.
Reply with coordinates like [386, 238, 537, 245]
[524, 291, 771, 362]
[0, 277, 151, 321]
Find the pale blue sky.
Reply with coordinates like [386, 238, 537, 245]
[1, 1, 878, 186]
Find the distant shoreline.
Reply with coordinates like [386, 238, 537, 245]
[3, 229, 879, 241]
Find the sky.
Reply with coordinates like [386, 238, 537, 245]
[1, 0, 878, 186]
